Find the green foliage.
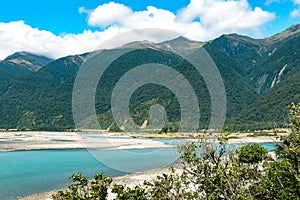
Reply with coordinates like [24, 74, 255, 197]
[174, 141, 260, 199]
[237, 143, 268, 164]
[256, 160, 299, 199]
[240, 74, 300, 125]
[276, 103, 300, 183]
[275, 102, 300, 177]
[253, 103, 300, 199]
[52, 172, 112, 200]
[112, 184, 147, 200]
[288, 102, 300, 132]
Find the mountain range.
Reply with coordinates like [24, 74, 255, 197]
[0, 24, 299, 131]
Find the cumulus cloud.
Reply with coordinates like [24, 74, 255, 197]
[0, 0, 275, 60]
[87, 2, 133, 27]
[84, 0, 275, 41]
[0, 21, 127, 59]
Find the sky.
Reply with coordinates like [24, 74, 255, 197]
[0, 0, 299, 59]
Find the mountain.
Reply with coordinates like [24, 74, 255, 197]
[208, 34, 263, 76]
[0, 67, 14, 82]
[0, 54, 86, 129]
[239, 73, 300, 126]
[156, 36, 205, 57]
[263, 24, 300, 45]
[122, 36, 205, 57]
[4, 51, 53, 71]
[249, 35, 300, 95]
[0, 47, 258, 130]
[209, 25, 300, 95]
[0, 52, 52, 82]
[0, 24, 299, 131]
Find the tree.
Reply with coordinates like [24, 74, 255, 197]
[52, 172, 112, 200]
[256, 102, 300, 199]
[276, 102, 300, 172]
[237, 143, 268, 164]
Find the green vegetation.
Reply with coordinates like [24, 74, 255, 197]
[240, 73, 300, 126]
[237, 143, 268, 164]
[52, 172, 112, 200]
[209, 29, 300, 129]
[53, 104, 300, 200]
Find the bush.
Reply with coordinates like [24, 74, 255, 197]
[52, 172, 112, 200]
[237, 143, 268, 164]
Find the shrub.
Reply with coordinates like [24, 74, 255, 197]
[237, 143, 268, 164]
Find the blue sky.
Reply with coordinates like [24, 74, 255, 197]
[0, 0, 190, 34]
[0, 0, 299, 59]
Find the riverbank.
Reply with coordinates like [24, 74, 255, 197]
[0, 131, 174, 152]
[0, 130, 287, 152]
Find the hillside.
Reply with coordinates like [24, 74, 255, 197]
[0, 54, 86, 129]
[209, 26, 300, 95]
[239, 73, 300, 126]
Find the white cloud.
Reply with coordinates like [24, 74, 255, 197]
[0, 21, 127, 60]
[0, 0, 275, 60]
[291, 0, 300, 17]
[87, 2, 132, 27]
[85, 0, 275, 41]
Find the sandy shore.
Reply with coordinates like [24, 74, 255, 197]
[227, 136, 281, 144]
[0, 131, 283, 152]
[0, 131, 174, 152]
